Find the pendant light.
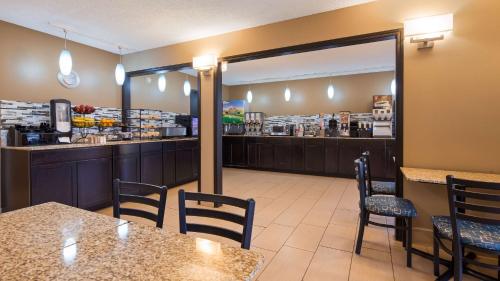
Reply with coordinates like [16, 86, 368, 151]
[158, 74, 166, 93]
[327, 79, 335, 99]
[115, 46, 126, 86]
[246, 87, 253, 103]
[183, 76, 191, 96]
[58, 29, 73, 76]
[284, 85, 291, 102]
[390, 79, 396, 96]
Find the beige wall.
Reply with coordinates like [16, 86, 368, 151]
[0, 21, 121, 107]
[226, 71, 395, 115]
[124, 0, 500, 245]
[130, 71, 197, 113]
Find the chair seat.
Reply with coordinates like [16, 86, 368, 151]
[372, 181, 396, 195]
[432, 216, 500, 252]
[365, 195, 417, 217]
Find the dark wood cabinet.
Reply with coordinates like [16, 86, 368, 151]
[361, 140, 387, 179]
[31, 162, 77, 207]
[304, 139, 325, 173]
[140, 143, 163, 186]
[338, 139, 362, 176]
[222, 137, 246, 167]
[273, 138, 292, 170]
[175, 140, 199, 184]
[385, 140, 397, 179]
[258, 140, 274, 169]
[113, 144, 141, 182]
[324, 138, 339, 175]
[192, 147, 200, 178]
[246, 138, 258, 168]
[77, 158, 112, 210]
[291, 138, 305, 171]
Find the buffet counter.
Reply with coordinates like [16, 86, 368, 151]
[1, 138, 199, 212]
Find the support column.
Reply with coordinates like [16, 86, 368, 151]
[198, 64, 222, 201]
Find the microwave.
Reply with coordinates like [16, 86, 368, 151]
[270, 125, 289, 136]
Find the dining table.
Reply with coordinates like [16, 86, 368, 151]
[401, 167, 500, 281]
[0, 202, 263, 281]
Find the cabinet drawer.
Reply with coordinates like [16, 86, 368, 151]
[176, 140, 198, 149]
[31, 146, 112, 165]
[113, 143, 140, 156]
[163, 142, 177, 151]
[140, 142, 162, 153]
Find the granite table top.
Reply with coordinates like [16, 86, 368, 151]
[401, 167, 500, 185]
[0, 202, 263, 281]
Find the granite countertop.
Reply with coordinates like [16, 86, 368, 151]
[401, 167, 500, 185]
[0, 202, 264, 281]
[1, 137, 198, 151]
[223, 135, 395, 140]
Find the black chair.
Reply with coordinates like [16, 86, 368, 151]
[354, 158, 417, 267]
[432, 176, 500, 281]
[178, 189, 255, 249]
[362, 151, 396, 196]
[113, 179, 168, 228]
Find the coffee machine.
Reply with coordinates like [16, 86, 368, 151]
[50, 99, 72, 143]
[244, 112, 265, 136]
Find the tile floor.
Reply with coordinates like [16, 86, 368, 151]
[97, 168, 477, 281]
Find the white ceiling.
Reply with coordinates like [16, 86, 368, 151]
[0, 0, 375, 54]
[219, 39, 395, 86]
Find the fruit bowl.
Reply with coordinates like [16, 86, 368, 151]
[73, 104, 96, 115]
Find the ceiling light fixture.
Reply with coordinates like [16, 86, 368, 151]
[391, 79, 396, 96]
[284, 86, 291, 102]
[158, 74, 166, 93]
[115, 46, 126, 86]
[327, 80, 335, 100]
[58, 29, 73, 75]
[247, 88, 253, 103]
[183, 77, 191, 96]
[404, 13, 453, 49]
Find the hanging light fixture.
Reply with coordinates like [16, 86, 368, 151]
[158, 74, 166, 92]
[327, 80, 335, 99]
[246, 87, 253, 103]
[115, 46, 126, 86]
[183, 77, 191, 96]
[391, 79, 396, 95]
[284, 86, 291, 102]
[58, 29, 73, 76]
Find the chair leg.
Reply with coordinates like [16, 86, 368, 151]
[365, 213, 370, 226]
[433, 226, 440, 276]
[406, 217, 413, 268]
[453, 243, 463, 281]
[355, 210, 367, 255]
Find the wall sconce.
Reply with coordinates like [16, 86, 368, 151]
[193, 54, 218, 73]
[404, 13, 453, 49]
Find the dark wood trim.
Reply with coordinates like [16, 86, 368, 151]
[214, 63, 223, 200]
[222, 29, 401, 64]
[121, 75, 131, 132]
[197, 73, 202, 194]
[125, 62, 193, 77]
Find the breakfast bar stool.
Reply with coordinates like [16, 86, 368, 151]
[432, 176, 500, 281]
[354, 158, 417, 267]
[113, 179, 168, 228]
[178, 190, 256, 249]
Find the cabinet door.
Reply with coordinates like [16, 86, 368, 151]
[223, 137, 232, 166]
[291, 139, 305, 171]
[141, 151, 163, 186]
[258, 143, 274, 169]
[77, 158, 112, 210]
[247, 143, 258, 168]
[338, 140, 361, 176]
[163, 151, 176, 187]
[192, 147, 200, 178]
[114, 154, 140, 182]
[324, 139, 339, 175]
[361, 140, 386, 179]
[176, 149, 194, 184]
[31, 162, 77, 207]
[304, 139, 325, 173]
[274, 142, 292, 170]
[230, 140, 246, 166]
[385, 140, 397, 180]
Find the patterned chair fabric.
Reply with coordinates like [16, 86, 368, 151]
[372, 181, 396, 195]
[432, 216, 500, 252]
[365, 195, 417, 218]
